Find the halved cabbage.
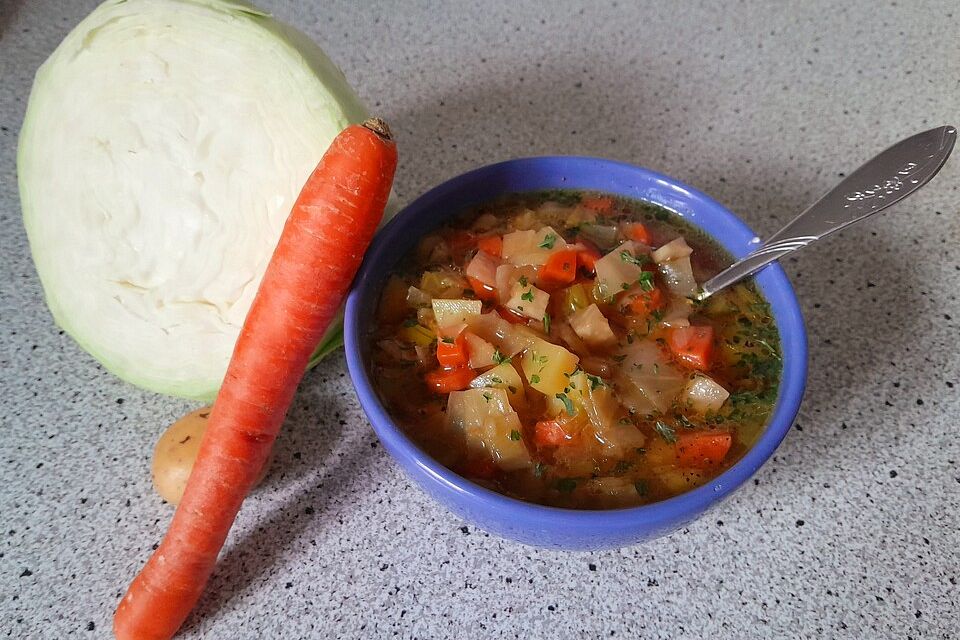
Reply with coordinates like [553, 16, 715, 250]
[19, 0, 380, 400]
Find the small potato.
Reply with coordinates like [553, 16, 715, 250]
[152, 407, 271, 505]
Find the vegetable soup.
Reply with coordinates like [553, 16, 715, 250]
[370, 191, 781, 509]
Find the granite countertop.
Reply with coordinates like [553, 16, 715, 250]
[2, 1, 958, 638]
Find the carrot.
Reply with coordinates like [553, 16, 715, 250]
[425, 367, 475, 393]
[538, 249, 578, 289]
[628, 286, 664, 316]
[476, 234, 502, 257]
[676, 431, 732, 469]
[623, 222, 651, 245]
[436, 331, 470, 367]
[467, 275, 497, 302]
[113, 118, 397, 640]
[534, 419, 571, 447]
[668, 325, 715, 370]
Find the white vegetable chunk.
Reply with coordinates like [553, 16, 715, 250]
[616, 342, 686, 413]
[18, 0, 377, 400]
[652, 237, 694, 263]
[569, 304, 617, 348]
[504, 282, 550, 321]
[501, 226, 567, 266]
[594, 241, 649, 298]
[680, 374, 730, 414]
[447, 388, 531, 471]
[432, 299, 482, 329]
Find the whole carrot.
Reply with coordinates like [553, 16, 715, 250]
[114, 118, 397, 640]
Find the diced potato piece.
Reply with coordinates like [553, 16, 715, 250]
[521, 337, 579, 396]
[569, 304, 617, 348]
[658, 256, 698, 298]
[505, 282, 550, 321]
[447, 388, 531, 471]
[470, 362, 525, 406]
[592, 419, 647, 452]
[398, 323, 435, 347]
[680, 374, 730, 414]
[501, 226, 567, 266]
[465, 250, 500, 288]
[594, 241, 649, 299]
[652, 236, 693, 263]
[464, 332, 496, 369]
[616, 342, 685, 413]
[432, 298, 482, 329]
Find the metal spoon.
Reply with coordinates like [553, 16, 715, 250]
[697, 125, 957, 300]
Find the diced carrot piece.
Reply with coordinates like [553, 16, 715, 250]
[627, 287, 664, 316]
[534, 420, 572, 447]
[676, 431, 732, 469]
[497, 306, 529, 325]
[668, 325, 715, 370]
[436, 331, 469, 367]
[425, 367, 475, 393]
[623, 222, 651, 245]
[476, 235, 502, 257]
[581, 196, 614, 214]
[538, 249, 578, 289]
[576, 242, 602, 274]
[467, 275, 497, 302]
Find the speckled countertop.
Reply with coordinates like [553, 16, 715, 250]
[2, 1, 958, 638]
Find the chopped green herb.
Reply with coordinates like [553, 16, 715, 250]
[618, 417, 633, 425]
[530, 374, 541, 384]
[402, 318, 419, 328]
[518, 275, 529, 287]
[539, 233, 558, 249]
[441, 336, 455, 344]
[482, 392, 493, 402]
[489, 376, 503, 384]
[534, 462, 547, 478]
[543, 312, 551, 334]
[676, 413, 696, 430]
[493, 349, 510, 365]
[555, 478, 577, 493]
[555, 392, 576, 416]
[651, 309, 664, 322]
[587, 374, 605, 390]
[654, 420, 677, 443]
[637, 271, 655, 291]
[521, 289, 535, 302]
[626, 332, 634, 344]
[536, 354, 549, 365]
[634, 480, 649, 496]
[509, 429, 522, 441]
[612, 354, 627, 364]
[620, 250, 650, 267]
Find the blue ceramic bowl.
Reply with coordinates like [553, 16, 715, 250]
[344, 157, 807, 550]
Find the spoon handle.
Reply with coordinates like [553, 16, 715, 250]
[697, 125, 957, 300]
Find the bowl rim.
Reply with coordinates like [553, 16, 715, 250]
[344, 156, 807, 530]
